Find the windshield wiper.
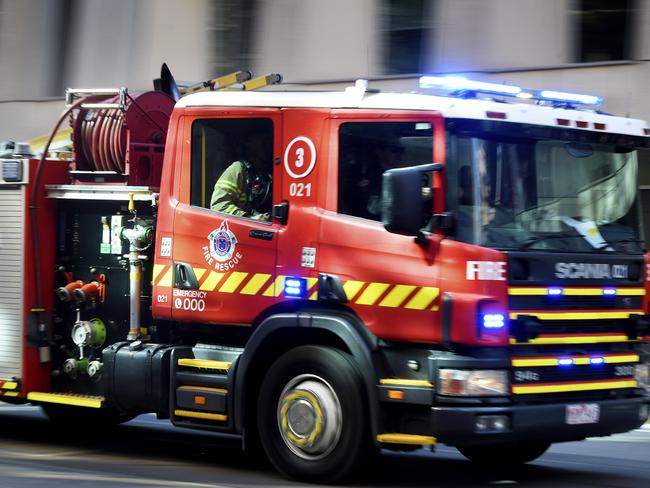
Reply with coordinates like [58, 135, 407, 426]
[597, 238, 645, 251]
[518, 233, 584, 250]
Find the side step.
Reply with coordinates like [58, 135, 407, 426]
[171, 345, 242, 431]
[0, 379, 19, 397]
[377, 433, 437, 446]
[27, 392, 105, 408]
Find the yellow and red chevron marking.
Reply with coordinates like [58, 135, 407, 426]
[512, 378, 637, 395]
[152, 264, 439, 311]
[342, 281, 439, 311]
[0, 380, 18, 391]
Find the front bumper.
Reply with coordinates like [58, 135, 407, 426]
[432, 396, 649, 446]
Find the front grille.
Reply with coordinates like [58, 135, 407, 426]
[510, 295, 641, 310]
[512, 363, 635, 383]
[533, 319, 627, 335]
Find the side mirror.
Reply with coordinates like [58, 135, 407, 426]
[382, 163, 442, 236]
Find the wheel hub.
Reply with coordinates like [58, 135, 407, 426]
[277, 375, 342, 460]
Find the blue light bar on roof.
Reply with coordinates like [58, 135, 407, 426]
[419, 76, 522, 97]
[537, 89, 602, 107]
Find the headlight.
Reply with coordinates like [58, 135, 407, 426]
[438, 369, 509, 396]
[634, 364, 650, 389]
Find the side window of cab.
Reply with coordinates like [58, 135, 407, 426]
[190, 118, 273, 221]
[338, 121, 433, 221]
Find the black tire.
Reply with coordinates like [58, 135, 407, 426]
[257, 345, 372, 483]
[42, 404, 134, 428]
[457, 441, 551, 466]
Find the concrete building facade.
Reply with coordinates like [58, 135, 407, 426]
[1, 0, 649, 230]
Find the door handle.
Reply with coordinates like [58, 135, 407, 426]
[174, 262, 199, 290]
[249, 229, 275, 241]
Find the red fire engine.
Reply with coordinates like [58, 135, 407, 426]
[0, 67, 649, 482]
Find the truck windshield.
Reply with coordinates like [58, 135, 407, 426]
[447, 129, 643, 254]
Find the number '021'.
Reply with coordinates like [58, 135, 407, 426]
[290, 182, 312, 197]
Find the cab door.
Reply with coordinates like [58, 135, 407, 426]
[172, 110, 282, 326]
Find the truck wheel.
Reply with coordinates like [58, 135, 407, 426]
[457, 441, 550, 466]
[257, 345, 371, 483]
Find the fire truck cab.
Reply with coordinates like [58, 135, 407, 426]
[1, 75, 649, 482]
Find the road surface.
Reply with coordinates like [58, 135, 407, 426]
[0, 403, 648, 487]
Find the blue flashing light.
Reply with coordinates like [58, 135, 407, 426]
[283, 277, 307, 298]
[483, 313, 505, 329]
[558, 358, 574, 366]
[602, 288, 617, 297]
[419, 76, 522, 96]
[547, 287, 564, 297]
[590, 357, 605, 365]
[538, 89, 603, 107]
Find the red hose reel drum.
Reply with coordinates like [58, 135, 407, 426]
[71, 91, 174, 186]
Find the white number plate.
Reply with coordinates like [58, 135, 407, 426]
[566, 403, 600, 425]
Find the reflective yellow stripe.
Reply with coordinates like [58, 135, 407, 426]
[0, 381, 18, 390]
[356, 282, 390, 305]
[509, 287, 646, 296]
[177, 385, 228, 394]
[216, 180, 243, 196]
[510, 335, 634, 345]
[193, 268, 207, 281]
[175, 409, 227, 421]
[376, 433, 436, 445]
[379, 285, 416, 308]
[513, 379, 637, 395]
[0, 391, 18, 397]
[178, 358, 231, 370]
[343, 281, 365, 301]
[263, 275, 286, 297]
[512, 354, 640, 367]
[404, 286, 439, 310]
[379, 379, 434, 387]
[510, 311, 641, 320]
[599, 354, 641, 364]
[240, 273, 272, 295]
[219, 272, 248, 293]
[27, 392, 104, 408]
[619, 288, 646, 296]
[152, 264, 165, 282]
[158, 267, 173, 287]
[200, 272, 225, 291]
[512, 357, 559, 367]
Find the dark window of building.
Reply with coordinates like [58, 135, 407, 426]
[381, 0, 433, 74]
[574, 0, 636, 62]
[338, 121, 433, 221]
[208, 0, 256, 75]
[191, 118, 273, 220]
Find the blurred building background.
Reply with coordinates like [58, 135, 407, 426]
[1, 0, 650, 223]
[1, 0, 649, 135]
